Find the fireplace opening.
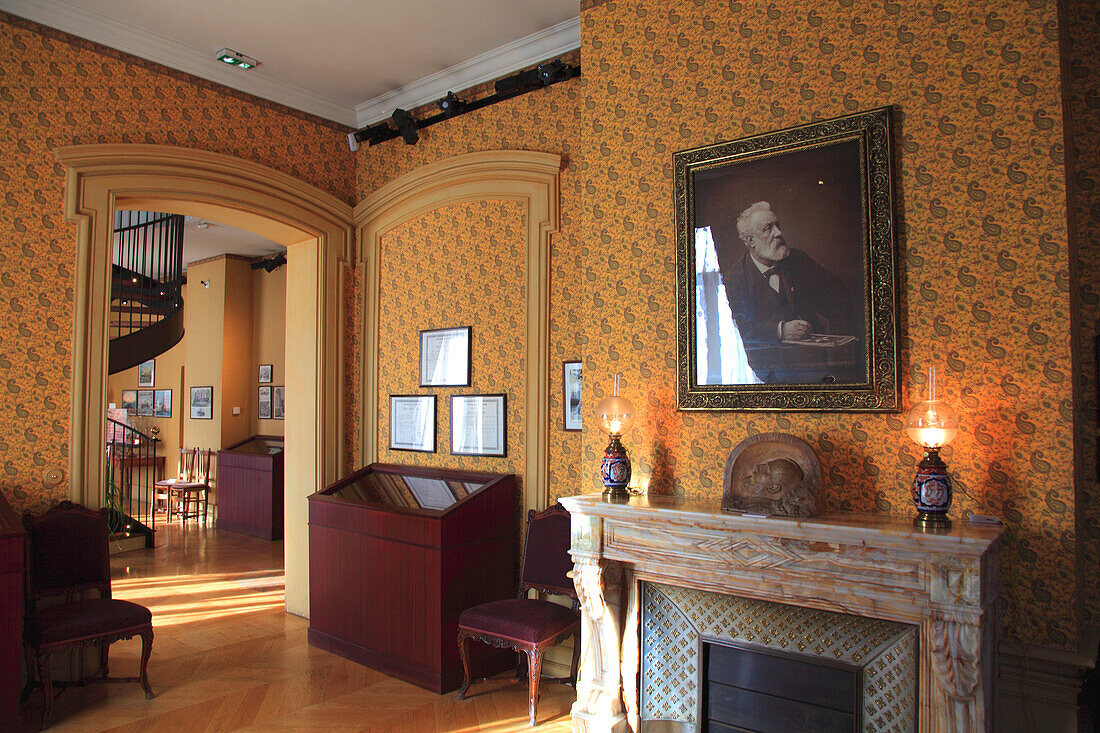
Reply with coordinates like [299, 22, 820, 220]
[703, 639, 861, 733]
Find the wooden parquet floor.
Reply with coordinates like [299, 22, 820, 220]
[16, 521, 575, 732]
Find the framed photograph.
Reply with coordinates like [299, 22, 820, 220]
[190, 386, 213, 419]
[258, 386, 272, 419]
[563, 361, 583, 431]
[272, 386, 285, 419]
[451, 394, 506, 457]
[674, 106, 899, 411]
[258, 364, 273, 383]
[136, 389, 154, 417]
[121, 390, 138, 415]
[419, 326, 471, 387]
[389, 394, 436, 452]
[153, 389, 172, 418]
[137, 359, 155, 387]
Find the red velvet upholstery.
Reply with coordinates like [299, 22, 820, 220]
[459, 598, 578, 644]
[456, 503, 580, 726]
[25, 599, 152, 647]
[22, 501, 154, 728]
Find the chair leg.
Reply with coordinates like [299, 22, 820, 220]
[138, 629, 155, 699]
[21, 642, 36, 702]
[456, 632, 472, 700]
[524, 647, 545, 727]
[38, 650, 53, 730]
[569, 630, 581, 687]
[99, 642, 109, 679]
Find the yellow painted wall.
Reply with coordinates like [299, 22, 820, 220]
[106, 338, 185, 478]
[183, 259, 225, 452]
[220, 257, 254, 448]
[252, 266, 286, 436]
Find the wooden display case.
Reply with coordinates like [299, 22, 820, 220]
[216, 435, 284, 540]
[307, 463, 517, 694]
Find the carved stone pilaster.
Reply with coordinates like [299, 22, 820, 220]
[922, 613, 986, 733]
[571, 557, 628, 733]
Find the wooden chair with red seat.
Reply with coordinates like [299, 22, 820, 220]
[456, 503, 580, 726]
[21, 501, 154, 729]
[166, 447, 212, 523]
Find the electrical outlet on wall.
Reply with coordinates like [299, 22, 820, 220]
[232, 406, 241, 415]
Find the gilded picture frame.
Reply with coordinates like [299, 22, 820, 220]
[674, 106, 899, 411]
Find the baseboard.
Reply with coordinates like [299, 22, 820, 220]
[996, 627, 1099, 733]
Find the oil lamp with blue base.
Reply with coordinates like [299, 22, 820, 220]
[596, 374, 635, 500]
[906, 366, 959, 528]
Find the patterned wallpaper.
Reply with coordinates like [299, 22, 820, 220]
[578, 1, 1074, 648]
[375, 201, 527, 488]
[352, 81, 586, 498]
[0, 14, 354, 514]
[1065, 0, 1100, 626]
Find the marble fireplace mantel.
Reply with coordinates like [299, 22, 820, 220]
[560, 493, 1004, 733]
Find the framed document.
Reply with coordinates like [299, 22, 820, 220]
[419, 326, 471, 387]
[190, 386, 213, 419]
[121, 390, 138, 415]
[390, 394, 436, 452]
[258, 364, 273, 383]
[258, 386, 272, 419]
[404, 476, 458, 510]
[451, 394, 506, 457]
[563, 361, 582, 431]
[137, 359, 155, 387]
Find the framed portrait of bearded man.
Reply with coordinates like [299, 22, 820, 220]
[674, 106, 900, 411]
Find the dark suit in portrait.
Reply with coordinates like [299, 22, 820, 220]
[722, 248, 853, 381]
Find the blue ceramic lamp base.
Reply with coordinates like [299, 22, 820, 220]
[912, 447, 952, 528]
[601, 435, 631, 499]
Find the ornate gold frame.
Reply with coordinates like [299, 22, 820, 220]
[674, 107, 899, 411]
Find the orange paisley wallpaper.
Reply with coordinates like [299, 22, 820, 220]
[577, 0, 1074, 648]
[352, 81, 587, 498]
[0, 0, 1093, 654]
[374, 200, 528, 488]
[0, 14, 354, 516]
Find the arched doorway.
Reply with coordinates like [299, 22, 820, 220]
[55, 144, 354, 616]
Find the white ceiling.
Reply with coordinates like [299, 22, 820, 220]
[1, 0, 580, 128]
[180, 216, 283, 267]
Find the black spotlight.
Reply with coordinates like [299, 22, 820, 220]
[437, 91, 468, 117]
[392, 108, 420, 145]
[536, 59, 573, 85]
[250, 252, 287, 272]
[347, 121, 393, 151]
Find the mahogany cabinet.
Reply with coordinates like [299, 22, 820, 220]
[0, 490, 25, 725]
[307, 463, 516, 694]
[217, 436, 283, 540]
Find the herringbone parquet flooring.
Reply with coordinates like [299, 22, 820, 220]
[16, 521, 575, 732]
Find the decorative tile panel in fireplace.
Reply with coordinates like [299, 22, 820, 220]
[641, 583, 917, 732]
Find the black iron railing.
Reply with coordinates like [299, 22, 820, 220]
[110, 211, 184, 342]
[105, 417, 158, 546]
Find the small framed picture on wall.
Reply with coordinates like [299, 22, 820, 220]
[451, 394, 506, 457]
[153, 389, 172, 418]
[258, 386, 272, 419]
[389, 394, 435, 453]
[258, 364, 273, 383]
[121, 390, 138, 415]
[136, 390, 154, 417]
[420, 326, 471, 387]
[137, 359, 155, 387]
[563, 361, 582, 431]
[272, 386, 285, 420]
[190, 386, 213, 419]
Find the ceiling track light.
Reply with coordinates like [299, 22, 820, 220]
[216, 48, 260, 70]
[344, 58, 580, 151]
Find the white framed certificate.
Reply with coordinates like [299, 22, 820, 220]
[390, 394, 435, 452]
[451, 394, 506, 457]
[420, 326, 471, 387]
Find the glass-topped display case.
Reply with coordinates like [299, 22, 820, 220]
[307, 463, 517, 694]
[217, 435, 284, 540]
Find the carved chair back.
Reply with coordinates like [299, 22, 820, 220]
[23, 501, 112, 607]
[518, 503, 577, 605]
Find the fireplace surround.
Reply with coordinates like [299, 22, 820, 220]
[559, 493, 1003, 733]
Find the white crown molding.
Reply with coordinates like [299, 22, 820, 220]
[1, 0, 358, 127]
[353, 16, 580, 128]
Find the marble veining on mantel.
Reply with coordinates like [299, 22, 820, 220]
[561, 493, 1004, 733]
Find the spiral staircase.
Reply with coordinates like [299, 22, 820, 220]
[106, 212, 186, 548]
